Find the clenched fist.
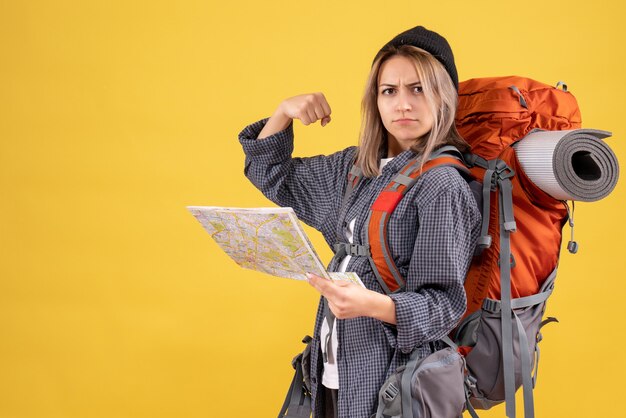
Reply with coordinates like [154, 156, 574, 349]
[279, 92, 332, 127]
[256, 92, 333, 140]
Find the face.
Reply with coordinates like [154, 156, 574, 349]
[376, 55, 435, 157]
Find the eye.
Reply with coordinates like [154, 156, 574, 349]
[413, 86, 423, 93]
[381, 88, 395, 95]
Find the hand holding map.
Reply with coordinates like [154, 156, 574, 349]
[187, 206, 365, 287]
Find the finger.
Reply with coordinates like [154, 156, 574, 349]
[306, 273, 333, 296]
[313, 102, 326, 122]
[319, 93, 332, 118]
[314, 94, 331, 126]
[305, 106, 318, 125]
[328, 300, 352, 320]
[297, 106, 312, 125]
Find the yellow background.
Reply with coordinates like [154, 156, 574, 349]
[1, 0, 625, 417]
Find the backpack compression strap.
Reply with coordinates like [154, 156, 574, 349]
[366, 155, 471, 294]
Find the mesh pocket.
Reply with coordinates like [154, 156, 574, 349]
[463, 300, 545, 409]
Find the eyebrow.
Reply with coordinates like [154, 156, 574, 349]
[379, 81, 422, 87]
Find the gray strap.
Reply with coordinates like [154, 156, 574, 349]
[341, 165, 361, 211]
[401, 349, 421, 418]
[428, 145, 464, 160]
[483, 290, 553, 312]
[475, 161, 496, 255]
[463, 152, 489, 169]
[336, 159, 362, 243]
[333, 242, 370, 257]
[564, 200, 578, 254]
[533, 338, 540, 389]
[392, 173, 414, 187]
[464, 386, 480, 418]
[322, 299, 335, 364]
[511, 290, 552, 309]
[390, 158, 419, 190]
[499, 175, 517, 232]
[499, 179, 516, 418]
[400, 158, 420, 177]
[508, 85, 528, 109]
[514, 312, 535, 418]
[402, 146, 462, 178]
[332, 244, 347, 260]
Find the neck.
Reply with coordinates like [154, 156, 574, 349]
[386, 141, 404, 158]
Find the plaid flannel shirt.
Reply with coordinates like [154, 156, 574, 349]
[238, 117, 481, 418]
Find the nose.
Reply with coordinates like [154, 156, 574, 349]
[395, 89, 412, 112]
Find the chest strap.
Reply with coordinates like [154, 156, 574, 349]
[333, 242, 371, 258]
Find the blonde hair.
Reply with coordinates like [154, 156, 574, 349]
[355, 45, 469, 177]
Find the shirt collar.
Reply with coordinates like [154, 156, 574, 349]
[380, 148, 420, 175]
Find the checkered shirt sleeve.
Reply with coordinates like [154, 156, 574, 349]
[238, 116, 356, 232]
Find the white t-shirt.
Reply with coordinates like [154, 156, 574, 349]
[321, 156, 394, 389]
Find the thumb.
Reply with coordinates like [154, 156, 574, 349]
[321, 115, 331, 127]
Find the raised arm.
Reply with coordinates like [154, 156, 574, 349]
[238, 93, 355, 232]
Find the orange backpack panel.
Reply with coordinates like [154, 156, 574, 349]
[456, 76, 579, 315]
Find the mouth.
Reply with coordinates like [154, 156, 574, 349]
[393, 119, 417, 123]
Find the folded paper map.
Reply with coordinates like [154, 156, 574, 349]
[187, 206, 364, 287]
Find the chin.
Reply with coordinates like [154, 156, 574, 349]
[394, 135, 419, 144]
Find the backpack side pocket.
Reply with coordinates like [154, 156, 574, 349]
[375, 346, 466, 418]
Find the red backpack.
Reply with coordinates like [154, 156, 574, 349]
[348, 76, 584, 418]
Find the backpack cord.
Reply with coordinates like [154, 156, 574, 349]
[564, 200, 578, 253]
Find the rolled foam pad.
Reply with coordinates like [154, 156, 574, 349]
[513, 129, 619, 202]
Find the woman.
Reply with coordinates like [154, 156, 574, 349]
[238, 25, 481, 418]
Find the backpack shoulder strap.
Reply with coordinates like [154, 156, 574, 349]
[367, 151, 470, 294]
[342, 163, 363, 215]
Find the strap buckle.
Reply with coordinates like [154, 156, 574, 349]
[382, 382, 399, 402]
[482, 298, 501, 313]
[475, 235, 492, 254]
[353, 243, 370, 256]
[333, 242, 370, 257]
[495, 160, 515, 180]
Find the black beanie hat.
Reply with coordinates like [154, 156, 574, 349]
[372, 25, 458, 90]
